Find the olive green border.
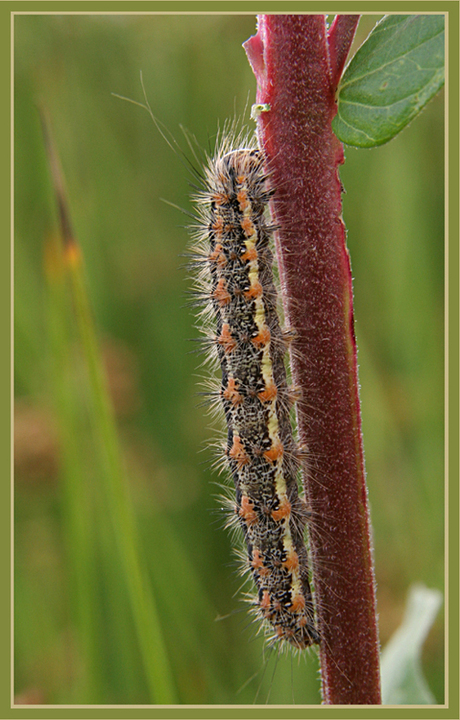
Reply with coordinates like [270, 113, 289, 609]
[6, 2, 458, 719]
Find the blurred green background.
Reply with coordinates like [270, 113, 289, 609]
[14, 14, 444, 705]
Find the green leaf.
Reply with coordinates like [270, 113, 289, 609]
[380, 584, 443, 704]
[332, 15, 445, 147]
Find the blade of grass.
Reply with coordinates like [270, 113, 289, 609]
[44, 233, 104, 702]
[40, 109, 177, 704]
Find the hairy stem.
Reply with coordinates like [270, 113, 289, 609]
[245, 14, 381, 704]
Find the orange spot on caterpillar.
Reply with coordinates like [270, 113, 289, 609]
[260, 590, 271, 612]
[241, 216, 255, 236]
[264, 440, 284, 464]
[222, 377, 243, 406]
[244, 281, 263, 300]
[212, 216, 224, 237]
[251, 326, 271, 348]
[229, 436, 250, 467]
[239, 495, 257, 525]
[212, 191, 229, 206]
[271, 497, 291, 521]
[218, 324, 237, 353]
[258, 382, 277, 403]
[209, 243, 226, 268]
[213, 277, 231, 306]
[282, 547, 299, 572]
[290, 592, 306, 612]
[236, 189, 249, 211]
[251, 549, 270, 577]
[241, 245, 257, 262]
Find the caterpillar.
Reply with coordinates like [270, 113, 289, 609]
[189, 131, 320, 650]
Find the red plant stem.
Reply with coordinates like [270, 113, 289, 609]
[244, 15, 381, 704]
[327, 14, 361, 87]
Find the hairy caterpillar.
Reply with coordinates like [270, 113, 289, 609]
[189, 131, 319, 650]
